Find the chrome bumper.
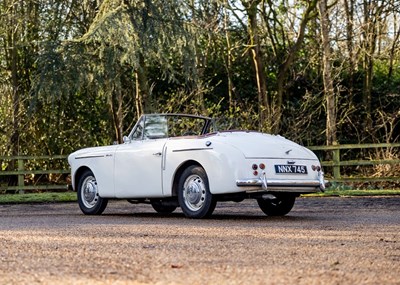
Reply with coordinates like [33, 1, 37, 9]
[236, 171, 328, 192]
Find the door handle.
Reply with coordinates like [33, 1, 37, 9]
[153, 152, 162, 156]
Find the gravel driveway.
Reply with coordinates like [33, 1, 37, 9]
[0, 196, 399, 285]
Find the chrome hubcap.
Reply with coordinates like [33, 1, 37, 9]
[81, 176, 98, 209]
[183, 174, 206, 211]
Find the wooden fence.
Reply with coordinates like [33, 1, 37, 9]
[0, 155, 69, 193]
[308, 143, 400, 183]
[0, 143, 399, 193]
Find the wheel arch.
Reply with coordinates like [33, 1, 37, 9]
[171, 160, 204, 197]
[73, 166, 92, 191]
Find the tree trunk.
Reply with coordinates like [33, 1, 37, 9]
[388, 4, 400, 79]
[362, 0, 373, 119]
[10, 1, 20, 157]
[343, 0, 355, 98]
[224, 1, 235, 112]
[243, 0, 269, 131]
[135, 71, 143, 119]
[124, 0, 151, 115]
[361, 0, 385, 132]
[318, 0, 337, 146]
[275, 0, 318, 133]
[110, 87, 123, 144]
[136, 53, 151, 114]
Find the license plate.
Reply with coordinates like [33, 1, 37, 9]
[275, 165, 308, 174]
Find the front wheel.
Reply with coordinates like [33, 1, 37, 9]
[178, 165, 216, 219]
[77, 169, 108, 215]
[257, 194, 296, 216]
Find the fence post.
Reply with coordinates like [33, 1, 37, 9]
[18, 158, 25, 194]
[332, 148, 341, 180]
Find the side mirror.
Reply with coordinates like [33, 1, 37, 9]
[123, 136, 131, 144]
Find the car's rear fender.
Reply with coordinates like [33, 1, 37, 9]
[164, 139, 246, 196]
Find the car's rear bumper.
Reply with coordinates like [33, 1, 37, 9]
[236, 172, 329, 192]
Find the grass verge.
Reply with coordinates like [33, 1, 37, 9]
[0, 192, 77, 204]
[304, 189, 400, 197]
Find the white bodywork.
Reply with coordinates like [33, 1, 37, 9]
[68, 114, 326, 200]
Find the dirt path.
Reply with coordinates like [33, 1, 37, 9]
[0, 197, 399, 285]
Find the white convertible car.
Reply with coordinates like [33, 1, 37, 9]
[68, 114, 327, 218]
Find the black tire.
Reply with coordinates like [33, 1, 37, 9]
[257, 194, 296, 216]
[151, 200, 177, 214]
[178, 165, 216, 219]
[77, 169, 108, 215]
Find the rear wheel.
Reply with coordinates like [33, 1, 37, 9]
[178, 165, 216, 219]
[257, 194, 296, 216]
[77, 169, 108, 215]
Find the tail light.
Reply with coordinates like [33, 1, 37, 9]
[312, 165, 321, 171]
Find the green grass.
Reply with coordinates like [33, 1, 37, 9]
[0, 192, 77, 204]
[305, 189, 400, 197]
[0, 189, 399, 204]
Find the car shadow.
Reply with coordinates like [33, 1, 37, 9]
[101, 211, 317, 222]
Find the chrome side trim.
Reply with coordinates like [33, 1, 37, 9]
[162, 145, 167, 170]
[75, 155, 105, 159]
[172, 148, 213, 152]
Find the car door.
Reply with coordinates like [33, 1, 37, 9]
[114, 138, 167, 198]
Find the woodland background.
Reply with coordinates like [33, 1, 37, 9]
[1, 0, 399, 160]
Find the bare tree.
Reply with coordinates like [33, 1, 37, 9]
[361, 0, 387, 127]
[387, 0, 400, 79]
[318, 0, 337, 146]
[343, 0, 355, 98]
[274, 0, 318, 133]
[242, 0, 270, 131]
